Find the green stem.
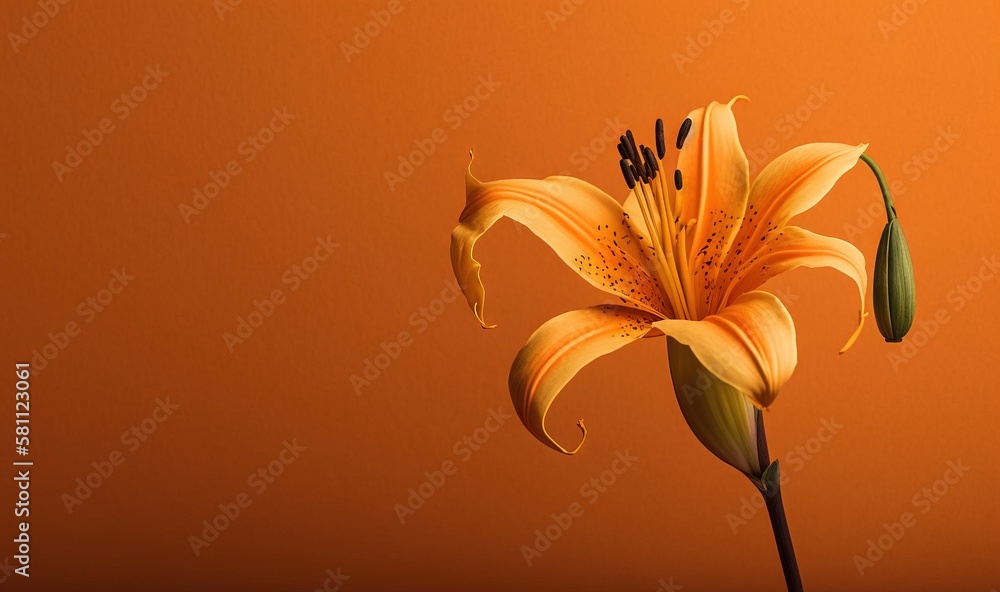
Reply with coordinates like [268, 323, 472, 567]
[755, 410, 804, 592]
[859, 152, 896, 223]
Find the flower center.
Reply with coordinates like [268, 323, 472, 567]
[617, 119, 699, 320]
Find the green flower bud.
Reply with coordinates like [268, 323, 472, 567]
[873, 217, 915, 342]
[667, 338, 762, 479]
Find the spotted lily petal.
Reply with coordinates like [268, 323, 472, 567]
[721, 226, 868, 352]
[676, 97, 751, 318]
[652, 291, 797, 409]
[729, 142, 868, 250]
[509, 305, 656, 454]
[451, 163, 670, 327]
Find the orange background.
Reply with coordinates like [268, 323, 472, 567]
[1, 1, 998, 590]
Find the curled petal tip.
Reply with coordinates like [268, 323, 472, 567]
[838, 311, 869, 355]
[729, 94, 750, 107]
[474, 303, 497, 329]
[559, 420, 588, 455]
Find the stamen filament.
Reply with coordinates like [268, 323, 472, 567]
[616, 119, 706, 321]
[634, 179, 687, 317]
[650, 174, 691, 320]
[675, 224, 698, 318]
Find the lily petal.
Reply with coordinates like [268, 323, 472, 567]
[622, 189, 652, 241]
[652, 291, 796, 409]
[676, 97, 751, 318]
[730, 142, 868, 251]
[452, 163, 669, 327]
[720, 226, 868, 352]
[509, 305, 657, 454]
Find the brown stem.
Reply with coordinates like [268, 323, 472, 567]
[755, 410, 803, 592]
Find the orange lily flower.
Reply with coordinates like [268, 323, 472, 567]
[451, 96, 868, 475]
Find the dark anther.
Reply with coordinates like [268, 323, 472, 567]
[619, 159, 636, 189]
[617, 142, 630, 161]
[620, 134, 639, 165]
[655, 119, 666, 159]
[642, 146, 658, 178]
[676, 118, 692, 149]
[630, 161, 645, 183]
[626, 130, 641, 161]
[674, 169, 683, 191]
